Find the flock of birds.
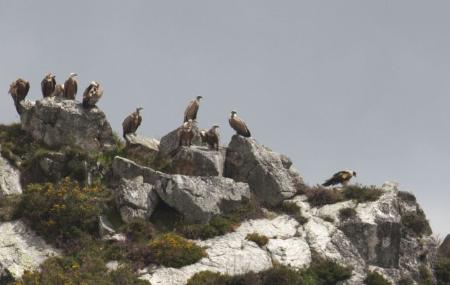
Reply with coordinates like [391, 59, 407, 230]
[8, 75, 356, 187]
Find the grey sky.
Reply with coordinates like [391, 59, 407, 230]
[1, 1, 449, 236]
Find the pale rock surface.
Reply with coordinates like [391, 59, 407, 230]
[124, 135, 159, 165]
[0, 154, 22, 196]
[170, 146, 226, 177]
[0, 221, 59, 278]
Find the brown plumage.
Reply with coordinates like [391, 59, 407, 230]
[41, 73, 56, 98]
[51, 84, 64, 98]
[82, 81, 103, 108]
[229, 111, 251, 137]
[201, 125, 220, 150]
[9, 78, 30, 114]
[122, 107, 143, 139]
[179, 119, 194, 147]
[63, 73, 78, 99]
[183, 95, 202, 122]
[322, 170, 357, 187]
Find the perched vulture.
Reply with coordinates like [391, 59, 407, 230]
[322, 170, 357, 187]
[201, 125, 220, 150]
[51, 84, 64, 98]
[179, 119, 194, 147]
[82, 81, 103, 108]
[184, 95, 202, 122]
[41, 73, 56, 97]
[63, 73, 78, 99]
[229, 110, 251, 137]
[9, 78, 30, 104]
[122, 107, 143, 139]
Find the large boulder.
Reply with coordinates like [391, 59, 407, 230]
[159, 123, 203, 156]
[0, 220, 59, 279]
[439, 234, 450, 258]
[112, 157, 251, 223]
[19, 98, 115, 152]
[115, 176, 160, 223]
[224, 135, 305, 206]
[0, 154, 22, 196]
[124, 135, 160, 165]
[169, 146, 226, 176]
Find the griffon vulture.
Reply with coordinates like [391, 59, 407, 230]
[63, 73, 78, 99]
[229, 111, 251, 137]
[9, 78, 30, 113]
[122, 107, 143, 140]
[82, 81, 103, 108]
[201, 125, 220, 150]
[179, 119, 194, 147]
[184, 95, 202, 122]
[322, 170, 357, 187]
[41, 73, 56, 97]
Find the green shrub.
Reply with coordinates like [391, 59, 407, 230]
[246, 233, 269, 247]
[435, 258, 450, 285]
[418, 264, 434, 285]
[302, 259, 352, 285]
[17, 179, 106, 244]
[341, 185, 383, 203]
[0, 194, 21, 222]
[364, 271, 391, 285]
[398, 277, 414, 285]
[339, 207, 356, 221]
[397, 191, 417, 203]
[401, 209, 432, 237]
[148, 233, 206, 268]
[121, 218, 156, 243]
[187, 271, 227, 285]
[305, 186, 343, 207]
[280, 202, 308, 224]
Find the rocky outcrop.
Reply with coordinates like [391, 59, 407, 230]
[439, 234, 450, 258]
[112, 157, 251, 223]
[124, 135, 159, 165]
[159, 124, 203, 156]
[0, 220, 59, 279]
[225, 135, 306, 206]
[116, 176, 160, 223]
[19, 98, 115, 152]
[0, 154, 22, 196]
[169, 146, 226, 176]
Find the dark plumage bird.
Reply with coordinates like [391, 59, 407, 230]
[322, 170, 357, 187]
[51, 84, 64, 98]
[122, 107, 143, 140]
[184, 95, 202, 122]
[82, 81, 103, 108]
[179, 119, 194, 147]
[41, 73, 56, 98]
[201, 125, 220, 150]
[9, 78, 30, 114]
[63, 73, 78, 99]
[229, 110, 251, 137]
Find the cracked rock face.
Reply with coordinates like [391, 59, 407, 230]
[0, 154, 22, 196]
[224, 135, 306, 206]
[115, 176, 160, 223]
[20, 98, 115, 152]
[159, 124, 203, 156]
[113, 157, 251, 223]
[0, 220, 59, 279]
[170, 146, 226, 177]
[124, 135, 160, 165]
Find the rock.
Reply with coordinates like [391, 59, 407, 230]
[224, 135, 306, 206]
[266, 238, 311, 268]
[0, 154, 22, 196]
[99, 215, 116, 237]
[159, 123, 203, 156]
[115, 176, 160, 223]
[124, 135, 160, 165]
[112, 157, 251, 223]
[169, 146, 226, 177]
[20, 98, 115, 152]
[106, 260, 120, 272]
[438, 234, 450, 258]
[0, 220, 59, 278]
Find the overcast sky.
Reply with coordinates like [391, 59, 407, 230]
[1, 1, 449, 236]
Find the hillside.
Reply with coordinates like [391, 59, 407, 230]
[0, 97, 447, 285]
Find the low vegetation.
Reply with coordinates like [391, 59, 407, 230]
[401, 209, 432, 237]
[434, 258, 450, 285]
[246, 233, 269, 247]
[339, 207, 357, 221]
[148, 233, 206, 268]
[280, 202, 308, 224]
[364, 271, 391, 285]
[0, 194, 21, 222]
[187, 259, 352, 285]
[305, 184, 383, 207]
